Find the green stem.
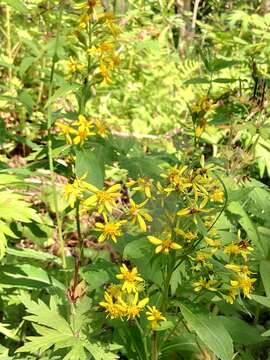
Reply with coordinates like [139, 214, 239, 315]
[79, 15, 93, 113]
[163, 316, 181, 343]
[6, 5, 12, 86]
[160, 210, 179, 313]
[46, 5, 66, 269]
[75, 201, 84, 267]
[135, 318, 149, 360]
[151, 331, 158, 360]
[161, 252, 176, 313]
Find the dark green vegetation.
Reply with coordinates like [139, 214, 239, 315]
[1, 0, 270, 359]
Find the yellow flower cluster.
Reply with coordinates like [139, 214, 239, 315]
[73, 0, 121, 84]
[67, 56, 84, 75]
[62, 158, 256, 305]
[62, 173, 154, 243]
[100, 264, 165, 329]
[190, 229, 256, 301]
[191, 97, 216, 138]
[56, 114, 109, 145]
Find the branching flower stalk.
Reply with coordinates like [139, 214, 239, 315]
[46, 5, 66, 269]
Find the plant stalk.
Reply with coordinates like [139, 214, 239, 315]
[151, 331, 158, 360]
[6, 5, 12, 86]
[135, 318, 149, 360]
[46, 5, 66, 269]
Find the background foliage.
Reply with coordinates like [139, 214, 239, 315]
[1, 0, 270, 359]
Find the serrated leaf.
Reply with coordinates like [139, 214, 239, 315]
[123, 238, 151, 259]
[20, 294, 72, 333]
[180, 304, 234, 360]
[17, 332, 73, 354]
[84, 341, 119, 360]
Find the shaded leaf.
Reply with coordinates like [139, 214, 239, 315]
[180, 304, 234, 360]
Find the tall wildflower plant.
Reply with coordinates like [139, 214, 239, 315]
[16, 1, 258, 359]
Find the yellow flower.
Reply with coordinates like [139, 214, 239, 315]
[211, 188, 224, 203]
[107, 284, 122, 299]
[128, 198, 152, 232]
[237, 274, 256, 297]
[89, 42, 115, 55]
[156, 181, 174, 198]
[118, 292, 149, 320]
[74, 114, 92, 129]
[224, 242, 253, 261]
[63, 177, 88, 207]
[127, 177, 153, 198]
[73, 127, 90, 145]
[193, 277, 218, 292]
[116, 264, 143, 294]
[225, 263, 251, 275]
[79, 13, 90, 29]
[74, 0, 98, 9]
[195, 251, 212, 263]
[99, 62, 111, 84]
[67, 57, 84, 74]
[146, 305, 166, 330]
[56, 121, 76, 144]
[147, 235, 182, 254]
[83, 183, 121, 214]
[177, 197, 209, 217]
[99, 291, 125, 319]
[162, 165, 192, 192]
[204, 236, 221, 248]
[174, 228, 197, 242]
[73, 115, 96, 145]
[95, 214, 127, 243]
[223, 283, 238, 304]
[95, 119, 109, 137]
[189, 169, 210, 200]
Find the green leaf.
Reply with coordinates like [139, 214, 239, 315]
[119, 155, 163, 179]
[262, 329, 270, 337]
[260, 260, 270, 297]
[84, 340, 119, 360]
[6, 247, 61, 264]
[2, 0, 27, 13]
[19, 56, 36, 76]
[75, 147, 104, 188]
[81, 268, 109, 291]
[213, 78, 237, 83]
[162, 333, 198, 354]
[227, 201, 266, 257]
[219, 316, 264, 345]
[180, 304, 234, 360]
[251, 294, 270, 308]
[18, 90, 35, 111]
[44, 84, 79, 109]
[184, 77, 210, 85]
[123, 238, 151, 260]
[21, 294, 71, 333]
[210, 59, 241, 72]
